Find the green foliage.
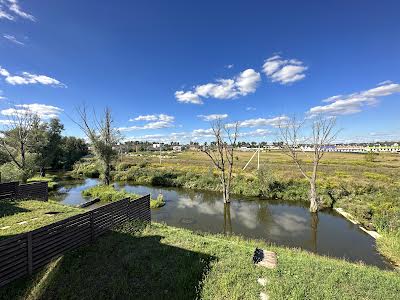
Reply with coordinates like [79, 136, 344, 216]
[150, 193, 166, 208]
[70, 159, 100, 178]
[27, 175, 59, 190]
[0, 162, 25, 182]
[364, 151, 379, 162]
[82, 185, 134, 202]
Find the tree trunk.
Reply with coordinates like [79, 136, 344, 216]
[40, 166, 46, 177]
[309, 180, 318, 212]
[104, 163, 111, 185]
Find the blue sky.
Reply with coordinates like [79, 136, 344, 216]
[0, 0, 399, 143]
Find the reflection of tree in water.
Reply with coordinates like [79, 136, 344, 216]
[224, 203, 233, 235]
[310, 212, 319, 253]
[256, 202, 272, 225]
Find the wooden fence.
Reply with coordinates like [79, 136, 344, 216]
[0, 182, 48, 201]
[0, 194, 151, 287]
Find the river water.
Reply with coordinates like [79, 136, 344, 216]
[54, 178, 392, 269]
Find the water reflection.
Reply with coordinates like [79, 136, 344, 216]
[53, 179, 391, 269]
[310, 213, 319, 253]
[223, 203, 232, 235]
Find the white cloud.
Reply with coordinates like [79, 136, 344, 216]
[120, 114, 175, 132]
[0, 90, 5, 100]
[0, 66, 65, 87]
[1, 103, 63, 119]
[225, 64, 234, 69]
[262, 55, 307, 84]
[197, 114, 228, 121]
[240, 129, 271, 137]
[0, 0, 35, 21]
[3, 34, 24, 45]
[176, 68, 261, 104]
[231, 115, 289, 128]
[132, 115, 158, 122]
[245, 106, 256, 111]
[175, 90, 203, 104]
[308, 82, 400, 116]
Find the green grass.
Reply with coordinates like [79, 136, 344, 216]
[27, 175, 59, 191]
[82, 184, 166, 208]
[377, 232, 400, 268]
[0, 200, 83, 238]
[0, 222, 399, 299]
[74, 152, 400, 266]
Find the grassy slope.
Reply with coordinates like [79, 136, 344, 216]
[0, 200, 82, 238]
[27, 175, 59, 191]
[82, 184, 165, 208]
[1, 222, 399, 300]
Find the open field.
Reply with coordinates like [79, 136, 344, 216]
[130, 150, 400, 183]
[1, 222, 399, 300]
[0, 200, 83, 239]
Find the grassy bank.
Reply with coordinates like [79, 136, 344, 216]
[1, 222, 399, 299]
[71, 151, 400, 265]
[27, 175, 59, 191]
[82, 184, 165, 208]
[0, 200, 83, 238]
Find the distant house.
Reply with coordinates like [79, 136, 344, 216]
[152, 143, 161, 149]
[172, 145, 182, 152]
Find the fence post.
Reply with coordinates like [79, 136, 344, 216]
[126, 198, 130, 221]
[90, 212, 94, 241]
[27, 232, 33, 275]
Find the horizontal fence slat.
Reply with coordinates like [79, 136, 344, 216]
[0, 194, 151, 288]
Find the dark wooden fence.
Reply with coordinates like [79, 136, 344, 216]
[0, 182, 48, 201]
[0, 194, 151, 287]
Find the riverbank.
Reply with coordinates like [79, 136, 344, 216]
[1, 222, 399, 299]
[69, 151, 400, 266]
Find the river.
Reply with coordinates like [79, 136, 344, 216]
[53, 178, 392, 269]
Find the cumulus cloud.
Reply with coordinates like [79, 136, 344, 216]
[1, 103, 63, 119]
[0, 66, 65, 87]
[0, 0, 35, 21]
[175, 68, 261, 104]
[308, 82, 400, 116]
[120, 114, 175, 132]
[175, 91, 203, 104]
[228, 115, 288, 128]
[3, 34, 24, 45]
[262, 55, 307, 84]
[240, 129, 271, 137]
[197, 114, 228, 121]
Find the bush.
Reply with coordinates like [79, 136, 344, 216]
[27, 175, 59, 190]
[0, 162, 25, 182]
[150, 193, 166, 208]
[82, 185, 133, 202]
[70, 159, 100, 178]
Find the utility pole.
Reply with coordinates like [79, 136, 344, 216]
[159, 144, 162, 165]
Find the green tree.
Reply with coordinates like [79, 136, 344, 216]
[60, 136, 89, 170]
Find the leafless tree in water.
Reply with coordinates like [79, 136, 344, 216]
[202, 119, 239, 203]
[278, 115, 339, 212]
[74, 106, 120, 185]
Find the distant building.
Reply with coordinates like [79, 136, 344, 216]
[172, 145, 182, 152]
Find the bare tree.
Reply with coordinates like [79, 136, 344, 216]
[202, 119, 239, 203]
[0, 107, 39, 182]
[74, 106, 120, 185]
[278, 116, 338, 212]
